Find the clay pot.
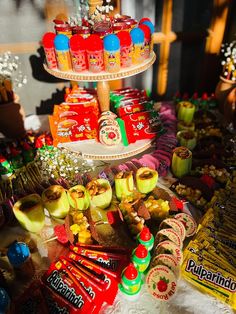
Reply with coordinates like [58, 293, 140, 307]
[0, 95, 26, 138]
[224, 87, 236, 129]
[215, 76, 236, 113]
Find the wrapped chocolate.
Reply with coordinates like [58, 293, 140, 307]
[42, 185, 70, 218]
[13, 194, 45, 233]
[171, 147, 192, 178]
[136, 167, 158, 194]
[68, 185, 90, 211]
[115, 171, 134, 200]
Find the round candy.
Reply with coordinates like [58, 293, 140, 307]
[42, 32, 56, 49]
[142, 20, 155, 34]
[0, 287, 10, 312]
[104, 34, 120, 51]
[7, 242, 30, 267]
[54, 34, 70, 50]
[130, 28, 144, 44]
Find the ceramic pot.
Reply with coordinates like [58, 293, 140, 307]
[0, 95, 26, 138]
[215, 76, 236, 113]
[224, 87, 236, 129]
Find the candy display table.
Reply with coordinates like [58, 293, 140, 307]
[44, 52, 157, 159]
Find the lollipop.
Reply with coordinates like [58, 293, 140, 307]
[130, 28, 145, 64]
[54, 34, 72, 71]
[104, 34, 121, 73]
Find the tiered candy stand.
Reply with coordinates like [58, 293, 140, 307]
[43, 52, 156, 160]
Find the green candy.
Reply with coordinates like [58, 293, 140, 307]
[68, 185, 90, 211]
[136, 167, 158, 194]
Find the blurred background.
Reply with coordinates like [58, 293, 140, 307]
[0, 0, 235, 116]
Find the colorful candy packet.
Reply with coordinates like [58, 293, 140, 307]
[42, 259, 98, 313]
[182, 249, 236, 310]
[70, 244, 129, 275]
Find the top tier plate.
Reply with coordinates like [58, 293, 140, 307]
[43, 52, 156, 82]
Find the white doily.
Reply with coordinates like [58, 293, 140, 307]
[100, 279, 234, 314]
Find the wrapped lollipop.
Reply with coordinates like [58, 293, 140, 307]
[42, 32, 58, 70]
[67, 185, 90, 211]
[69, 34, 87, 72]
[104, 34, 121, 73]
[171, 146, 192, 178]
[42, 185, 70, 219]
[86, 34, 104, 72]
[177, 101, 195, 123]
[13, 194, 45, 233]
[130, 28, 145, 64]
[117, 31, 132, 68]
[54, 34, 72, 71]
[115, 171, 134, 200]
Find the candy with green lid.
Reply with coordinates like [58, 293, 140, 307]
[137, 226, 154, 251]
[7, 241, 35, 279]
[132, 244, 151, 273]
[130, 28, 145, 64]
[104, 34, 121, 73]
[54, 34, 72, 71]
[119, 263, 142, 298]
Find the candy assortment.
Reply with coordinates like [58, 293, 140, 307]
[42, 16, 155, 74]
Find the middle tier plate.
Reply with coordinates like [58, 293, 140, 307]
[43, 52, 156, 82]
[59, 138, 154, 160]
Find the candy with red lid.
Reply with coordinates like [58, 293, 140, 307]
[86, 34, 104, 72]
[119, 263, 142, 298]
[69, 34, 87, 72]
[137, 226, 154, 251]
[117, 31, 132, 68]
[132, 244, 151, 273]
[42, 32, 58, 70]
[139, 24, 151, 59]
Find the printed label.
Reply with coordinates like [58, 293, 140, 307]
[160, 218, 186, 241]
[156, 228, 183, 249]
[175, 213, 197, 237]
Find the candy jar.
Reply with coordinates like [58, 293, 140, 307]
[130, 28, 145, 64]
[42, 32, 58, 70]
[137, 226, 154, 251]
[54, 34, 72, 71]
[7, 241, 35, 279]
[117, 31, 132, 68]
[119, 263, 142, 300]
[104, 34, 121, 73]
[139, 24, 151, 59]
[86, 34, 104, 72]
[69, 34, 87, 72]
[132, 244, 151, 273]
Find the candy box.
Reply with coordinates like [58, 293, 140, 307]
[42, 260, 97, 313]
[49, 113, 98, 146]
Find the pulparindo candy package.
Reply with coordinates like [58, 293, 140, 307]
[42, 259, 99, 313]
